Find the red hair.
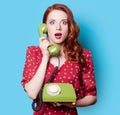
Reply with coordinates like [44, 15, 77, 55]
[43, 4, 84, 64]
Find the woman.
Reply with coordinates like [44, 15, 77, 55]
[21, 3, 97, 115]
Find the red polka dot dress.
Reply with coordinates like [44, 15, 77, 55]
[21, 46, 97, 115]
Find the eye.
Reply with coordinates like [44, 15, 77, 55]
[49, 20, 55, 25]
[61, 20, 68, 25]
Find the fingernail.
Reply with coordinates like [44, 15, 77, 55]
[72, 102, 75, 105]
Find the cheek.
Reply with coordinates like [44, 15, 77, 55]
[47, 29, 53, 37]
[48, 27, 55, 35]
[63, 28, 68, 37]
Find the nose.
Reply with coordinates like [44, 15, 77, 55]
[56, 23, 61, 30]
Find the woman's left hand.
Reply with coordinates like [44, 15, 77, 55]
[52, 102, 76, 108]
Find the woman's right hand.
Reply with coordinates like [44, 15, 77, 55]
[39, 37, 51, 57]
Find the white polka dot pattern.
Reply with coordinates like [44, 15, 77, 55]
[21, 46, 97, 115]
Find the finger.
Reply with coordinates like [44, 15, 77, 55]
[56, 102, 62, 107]
[39, 37, 46, 42]
[51, 103, 57, 107]
[72, 102, 76, 105]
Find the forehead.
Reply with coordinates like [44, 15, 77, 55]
[47, 10, 67, 20]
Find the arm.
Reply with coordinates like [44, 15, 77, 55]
[76, 95, 97, 107]
[58, 95, 97, 108]
[25, 56, 49, 99]
[73, 50, 97, 107]
[75, 49, 97, 107]
[24, 37, 50, 99]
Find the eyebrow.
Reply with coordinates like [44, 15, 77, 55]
[47, 19, 67, 22]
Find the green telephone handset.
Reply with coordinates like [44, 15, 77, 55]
[38, 23, 60, 56]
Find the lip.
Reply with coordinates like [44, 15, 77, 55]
[54, 33, 62, 39]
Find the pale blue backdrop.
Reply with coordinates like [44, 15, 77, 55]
[0, 0, 120, 115]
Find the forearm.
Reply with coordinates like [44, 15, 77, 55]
[58, 95, 97, 108]
[76, 95, 97, 107]
[25, 56, 49, 99]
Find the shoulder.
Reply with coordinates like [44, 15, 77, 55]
[82, 48, 92, 58]
[26, 46, 41, 54]
[26, 46, 40, 52]
[82, 48, 94, 66]
[82, 48, 92, 55]
[26, 46, 42, 57]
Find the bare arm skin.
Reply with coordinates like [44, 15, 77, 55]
[24, 37, 50, 99]
[24, 56, 49, 99]
[53, 95, 97, 108]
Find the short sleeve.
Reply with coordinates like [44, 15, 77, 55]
[21, 46, 42, 87]
[81, 49, 97, 96]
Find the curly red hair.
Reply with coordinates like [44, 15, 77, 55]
[43, 4, 84, 64]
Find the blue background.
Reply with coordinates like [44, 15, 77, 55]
[0, 0, 120, 114]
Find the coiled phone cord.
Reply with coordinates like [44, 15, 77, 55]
[32, 56, 60, 112]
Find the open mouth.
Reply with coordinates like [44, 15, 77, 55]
[55, 33, 62, 39]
